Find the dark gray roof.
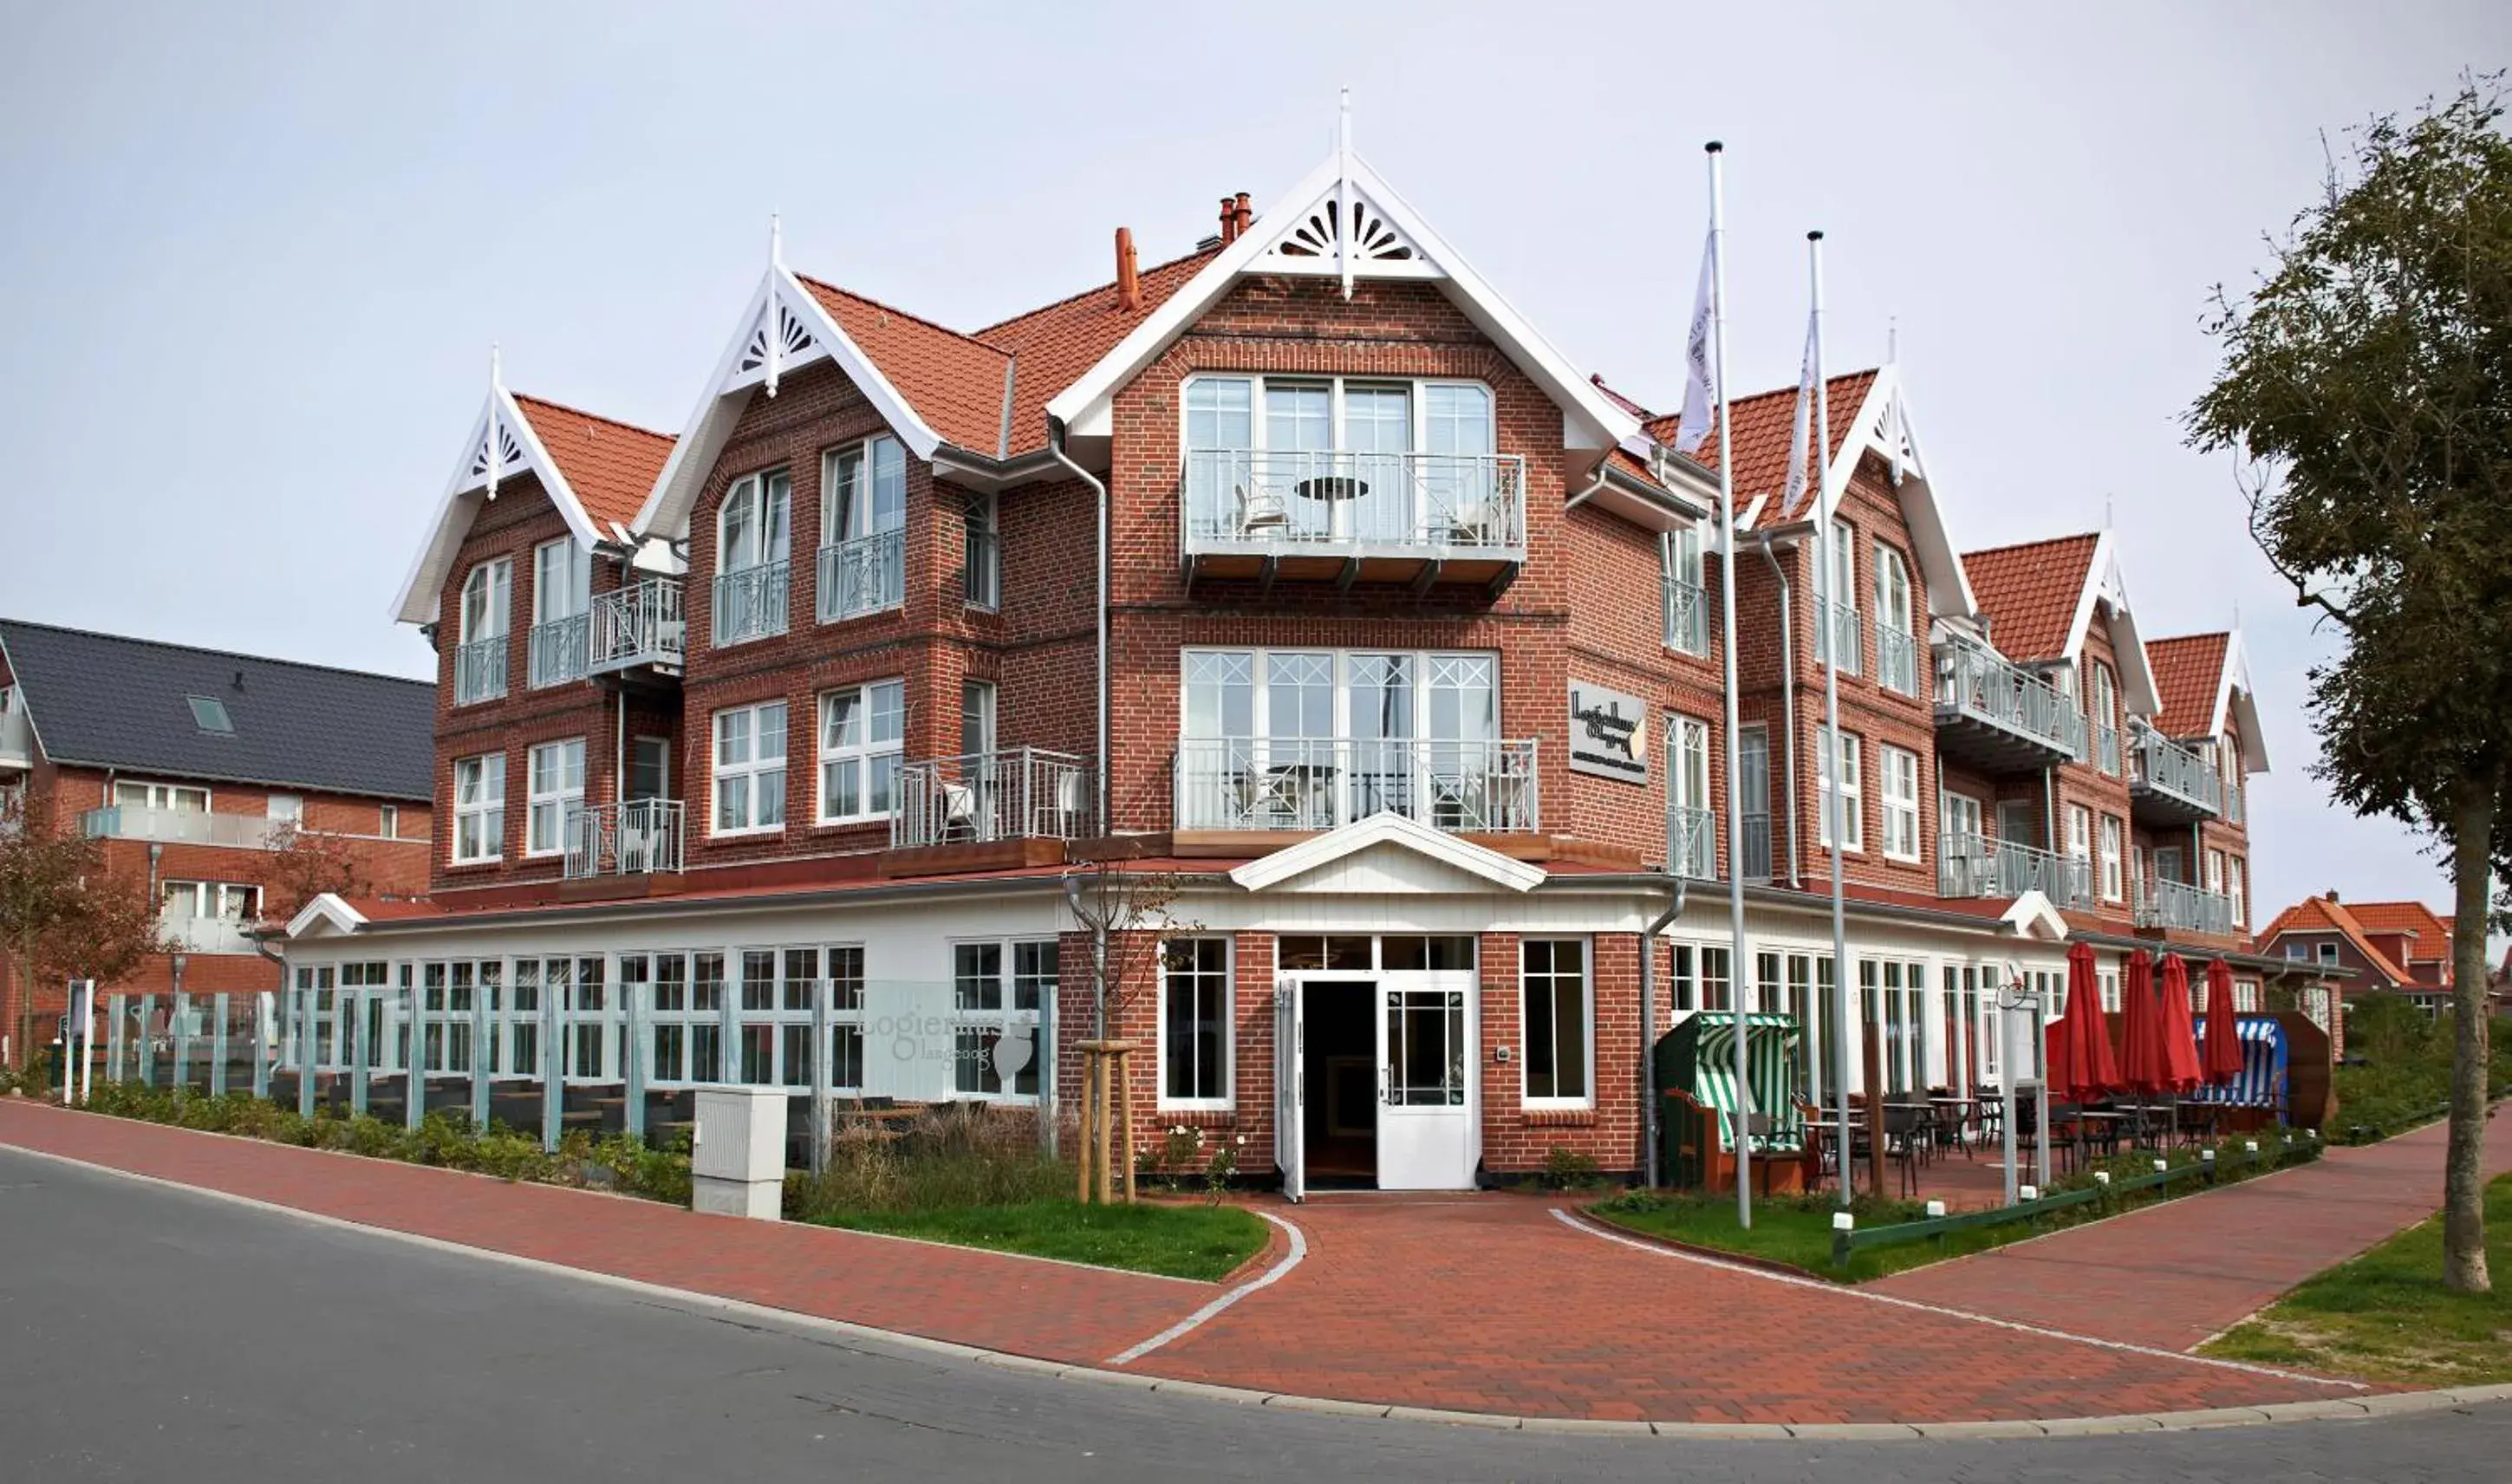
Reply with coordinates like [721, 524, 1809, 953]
[0, 620, 433, 801]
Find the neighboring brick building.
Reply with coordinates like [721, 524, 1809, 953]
[0, 621, 433, 1058]
[2255, 891, 2458, 1014]
[277, 136, 2336, 1188]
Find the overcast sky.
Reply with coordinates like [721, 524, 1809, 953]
[2, 2, 2503, 931]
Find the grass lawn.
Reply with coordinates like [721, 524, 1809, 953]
[1585, 1193, 2031, 1283]
[2202, 1175, 2512, 1386]
[810, 1199, 1271, 1282]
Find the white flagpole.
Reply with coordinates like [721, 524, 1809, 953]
[1706, 142, 1751, 1228]
[766, 212, 784, 398]
[1337, 88, 1354, 301]
[1809, 231, 1853, 1207]
[485, 343, 503, 503]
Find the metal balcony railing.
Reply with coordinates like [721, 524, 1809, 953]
[1877, 624, 1918, 696]
[562, 799, 684, 879]
[1175, 736, 1539, 834]
[893, 748, 1091, 849]
[2129, 725, 2222, 817]
[528, 613, 590, 689]
[2226, 778, 2244, 825]
[1936, 831, 2094, 908]
[964, 527, 999, 610]
[713, 559, 790, 646]
[1663, 576, 1708, 655]
[158, 912, 259, 955]
[2136, 875, 2236, 935]
[2093, 721, 2120, 777]
[82, 805, 278, 850]
[453, 635, 507, 706]
[1739, 812, 1773, 884]
[1812, 600, 1861, 675]
[590, 577, 686, 674]
[1181, 450, 1528, 555]
[818, 529, 905, 622]
[1932, 639, 2086, 762]
[0, 700, 30, 769]
[1667, 804, 1716, 879]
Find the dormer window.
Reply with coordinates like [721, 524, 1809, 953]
[714, 470, 791, 646]
[1182, 375, 1500, 546]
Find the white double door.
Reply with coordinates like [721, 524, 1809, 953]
[1276, 971, 1477, 1197]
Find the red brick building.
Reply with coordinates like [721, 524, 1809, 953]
[277, 139, 2337, 1187]
[0, 621, 433, 1060]
[2255, 892, 2457, 1014]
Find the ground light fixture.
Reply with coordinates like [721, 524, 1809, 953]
[2094, 1170, 2112, 1187]
[2019, 1184, 2039, 1201]
[2153, 1158, 2170, 1173]
[1923, 1200, 1947, 1218]
[1832, 1211, 1855, 1232]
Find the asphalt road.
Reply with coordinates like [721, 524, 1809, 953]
[1, 1147, 2503, 1483]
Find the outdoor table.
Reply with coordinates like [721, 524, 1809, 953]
[1294, 476, 1369, 502]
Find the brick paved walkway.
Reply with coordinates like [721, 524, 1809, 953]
[0, 1099, 2426, 1423]
[1871, 1111, 2512, 1351]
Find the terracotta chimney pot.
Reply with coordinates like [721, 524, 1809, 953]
[1115, 226, 1142, 311]
[1233, 192, 1253, 237]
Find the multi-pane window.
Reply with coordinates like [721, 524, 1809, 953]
[1181, 375, 1499, 543]
[712, 701, 788, 834]
[1879, 745, 1921, 862]
[963, 491, 999, 610]
[461, 559, 511, 647]
[1873, 543, 1916, 693]
[163, 881, 261, 921]
[961, 679, 996, 757]
[452, 753, 504, 863]
[379, 804, 399, 839]
[115, 780, 209, 813]
[817, 680, 904, 823]
[1816, 729, 1863, 851]
[821, 437, 908, 620]
[535, 538, 589, 624]
[2099, 815, 2125, 901]
[1813, 519, 1859, 674]
[630, 736, 671, 801]
[951, 940, 1051, 1097]
[1521, 940, 1590, 1105]
[1160, 938, 1230, 1106]
[1662, 524, 1708, 654]
[2066, 804, 2092, 866]
[525, 739, 585, 857]
[720, 470, 791, 573]
[2206, 849, 2226, 897]
[2229, 857, 2247, 927]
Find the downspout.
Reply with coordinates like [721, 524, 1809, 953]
[1640, 875, 1686, 1186]
[1566, 454, 1611, 512]
[1046, 417, 1109, 836]
[1754, 531, 1801, 887]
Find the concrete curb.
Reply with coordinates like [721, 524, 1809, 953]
[7, 1132, 2509, 1443]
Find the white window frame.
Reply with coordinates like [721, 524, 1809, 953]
[1941, 790, 1984, 842]
[1179, 648, 1500, 744]
[379, 804, 399, 840]
[821, 436, 907, 547]
[1520, 938, 1592, 1109]
[525, 738, 586, 858]
[533, 537, 589, 624]
[963, 489, 999, 611]
[1874, 542, 1912, 629]
[1180, 374, 1496, 460]
[629, 735, 673, 802]
[265, 793, 304, 826]
[1878, 745, 1921, 862]
[1817, 729, 1863, 852]
[2066, 804, 2092, 869]
[452, 752, 504, 864]
[815, 679, 905, 825]
[718, 469, 791, 575]
[947, 937, 1053, 1101]
[2099, 815, 2125, 901]
[2229, 857, 2247, 927]
[961, 678, 997, 756]
[2206, 849, 2226, 896]
[1661, 524, 1708, 656]
[117, 780, 212, 813]
[711, 700, 788, 836]
[1157, 936, 1233, 1110]
[459, 558, 511, 646]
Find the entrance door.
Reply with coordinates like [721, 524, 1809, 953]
[1378, 984, 1473, 1189]
[1274, 978, 1305, 1202]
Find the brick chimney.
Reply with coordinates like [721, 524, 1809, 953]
[1218, 196, 1240, 245]
[1233, 192, 1253, 238]
[1115, 226, 1142, 311]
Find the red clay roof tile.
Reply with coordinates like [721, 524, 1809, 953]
[1962, 533, 2101, 663]
[509, 394, 675, 532]
[2145, 632, 2230, 739]
[1640, 371, 1877, 521]
[794, 276, 1013, 454]
[2254, 895, 2413, 984]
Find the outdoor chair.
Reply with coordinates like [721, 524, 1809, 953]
[1235, 484, 1290, 537]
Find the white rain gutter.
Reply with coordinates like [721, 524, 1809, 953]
[1046, 418, 1110, 835]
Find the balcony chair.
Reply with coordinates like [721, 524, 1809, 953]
[1235, 484, 1290, 537]
[939, 778, 981, 841]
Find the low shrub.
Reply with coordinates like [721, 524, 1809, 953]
[788, 1103, 1069, 1220]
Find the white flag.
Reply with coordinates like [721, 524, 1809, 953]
[1674, 229, 1717, 454]
[1781, 308, 1819, 516]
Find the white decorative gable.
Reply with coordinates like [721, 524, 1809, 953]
[1231, 813, 1546, 895]
[392, 375, 606, 624]
[2001, 891, 2071, 941]
[1249, 182, 1438, 280]
[468, 405, 531, 487]
[725, 283, 830, 394]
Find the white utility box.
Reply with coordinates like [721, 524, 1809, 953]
[691, 1086, 787, 1220]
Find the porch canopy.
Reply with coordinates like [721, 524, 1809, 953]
[1656, 1011, 1805, 1152]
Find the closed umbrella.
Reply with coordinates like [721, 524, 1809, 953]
[2156, 954, 2204, 1092]
[2201, 959, 2245, 1085]
[2046, 941, 2120, 1100]
[2116, 948, 2166, 1097]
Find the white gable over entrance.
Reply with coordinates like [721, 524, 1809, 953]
[1230, 813, 1546, 895]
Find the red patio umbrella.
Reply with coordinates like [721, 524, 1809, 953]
[2156, 954, 2204, 1093]
[2046, 941, 2121, 1099]
[2116, 949, 2167, 1097]
[2201, 958, 2245, 1085]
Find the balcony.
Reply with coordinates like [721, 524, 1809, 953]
[0, 700, 29, 771]
[1932, 640, 2086, 772]
[1667, 804, 1716, 880]
[562, 799, 684, 879]
[1937, 831, 2093, 909]
[2137, 875, 2236, 935]
[2226, 778, 2245, 826]
[453, 635, 507, 706]
[817, 529, 905, 623]
[894, 748, 1091, 849]
[1175, 736, 1539, 835]
[82, 805, 277, 850]
[1812, 600, 1861, 675]
[1663, 576, 1708, 655]
[1179, 450, 1527, 592]
[529, 613, 590, 689]
[713, 560, 790, 647]
[1877, 624, 1918, 696]
[590, 577, 686, 679]
[2128, 725, 2222, 825]
[2093, 720, 2120, 777]
[159, 912, 259, 955]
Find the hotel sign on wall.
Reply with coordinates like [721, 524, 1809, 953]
[1568, 680, 1648, 784]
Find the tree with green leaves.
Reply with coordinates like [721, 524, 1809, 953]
[0, 792, 168, 1077]
[2187, 79, 2512, 1293]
